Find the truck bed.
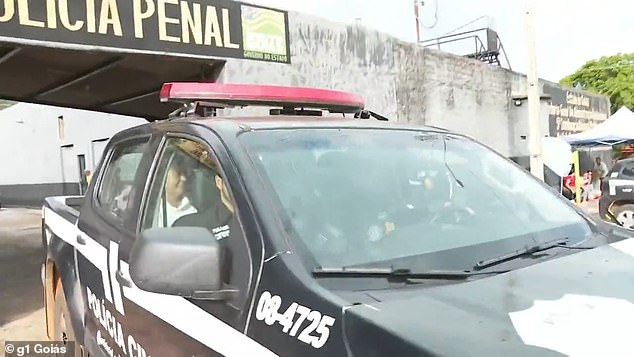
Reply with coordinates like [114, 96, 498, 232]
[43, 195, 83, 224]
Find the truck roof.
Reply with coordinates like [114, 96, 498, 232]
[185, 115, 451, 134]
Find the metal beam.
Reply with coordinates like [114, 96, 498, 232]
[0, 93, 161, 121]
[33, 57, 125, 99]
[0, 48, 21, 65]
[98, 89, 159, 107]
[98, 63, 224, 109]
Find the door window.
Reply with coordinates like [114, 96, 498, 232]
[96, 140, 149, 223]
[621, 163, 634, 178]
[141, 138, 235, 233]
[141, 137, 250, 318]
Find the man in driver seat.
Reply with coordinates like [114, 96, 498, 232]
[156, 155, 198, 227]
[172, 151, 234, 241]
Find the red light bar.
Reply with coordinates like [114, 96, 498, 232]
[159, 82, 365, 112]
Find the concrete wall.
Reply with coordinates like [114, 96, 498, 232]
[0, 103, 145, 206]
[220, 11, 610, 160]
[219, 12, 399, 118]
[393, 45, 551, 158]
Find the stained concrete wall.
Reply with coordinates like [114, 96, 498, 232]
[396, 45, 522, 157]
[220, 11, 610, 159]
[219, 12, 400, 119]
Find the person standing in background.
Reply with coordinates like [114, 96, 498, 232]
[80, 169, 93, 195]
[592, 157, 608, 192]
[85, 169, 93, 185]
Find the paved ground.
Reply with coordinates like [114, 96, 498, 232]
[0, 200, 608, 348]
[0, 208, 47, 347]
[579, 199, 599, 219]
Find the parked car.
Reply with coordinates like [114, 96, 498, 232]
[42, 82, 634, 356]
[599, 157, 634, 228]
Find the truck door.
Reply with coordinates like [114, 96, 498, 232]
[114, 133, 270, 356]
[609, 162, 634, 197]
[74, 135, 154, 357]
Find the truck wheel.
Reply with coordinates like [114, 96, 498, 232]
[53, 284, 82, 357]
[613, 204, 634, 229]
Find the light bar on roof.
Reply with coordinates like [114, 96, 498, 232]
[159, 82, 365, 113]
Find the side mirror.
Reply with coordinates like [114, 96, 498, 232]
[129, 226, 236, 301]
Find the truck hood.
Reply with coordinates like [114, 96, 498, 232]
[342, 238, 634, 357]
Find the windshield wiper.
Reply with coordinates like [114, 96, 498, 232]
[474, 237, 591, 270]
[312, 266, 508, 280]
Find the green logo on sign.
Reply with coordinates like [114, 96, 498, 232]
[241, 5, 288, 63]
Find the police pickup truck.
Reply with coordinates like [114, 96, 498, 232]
[42, 82, 634, 357]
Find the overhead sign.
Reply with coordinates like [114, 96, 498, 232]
[0, 0, 291, 64]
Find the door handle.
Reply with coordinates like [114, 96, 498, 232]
[116, 269, 132, 288]
[76, 234, 86, 245]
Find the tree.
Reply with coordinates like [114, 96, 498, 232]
[560, 53, 634, 114]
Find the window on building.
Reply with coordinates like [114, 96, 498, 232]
[57, 115, 65, 141]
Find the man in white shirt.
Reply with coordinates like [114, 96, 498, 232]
[592, 157, 608, 192]
[154, 156, 198, 227]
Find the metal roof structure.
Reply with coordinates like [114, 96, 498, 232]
[0, 0, 291, 120]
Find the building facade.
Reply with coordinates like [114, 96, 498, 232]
[0, 103, 145, 206]
[542, 81, 611, 136]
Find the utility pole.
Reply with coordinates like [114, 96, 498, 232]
[524, 0, 543, 180]
[414, 0, 422, 42]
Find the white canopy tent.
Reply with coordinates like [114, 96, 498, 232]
[541, 136, 573, 196]
[543, 136, 573, 177]
[562, 106, 634, 146]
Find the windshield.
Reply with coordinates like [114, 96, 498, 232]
[238, 128, 592, 271]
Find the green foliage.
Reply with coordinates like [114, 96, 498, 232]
[560, 53, 634, 114]
[613, 143, 626, 158]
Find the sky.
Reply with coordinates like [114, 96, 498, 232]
[245, 0, 633, 83]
